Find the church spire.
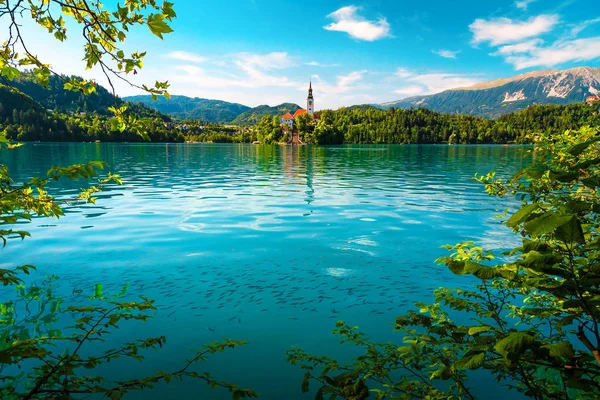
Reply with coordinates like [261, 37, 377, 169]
[307, 80, 314, 116]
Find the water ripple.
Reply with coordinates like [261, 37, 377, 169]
[1, 143, 530, 400]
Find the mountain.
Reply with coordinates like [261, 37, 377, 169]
[124, 95, 301, 125]
[124, 95, 250, 124]
[230, 103, 301, 125]
[381, 66, 600, 118]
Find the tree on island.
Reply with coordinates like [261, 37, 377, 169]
[296, 112, 314, 143]
[0, 1, 256, 398]
[313, 110, 343, 145]
[255, 115, 285, 144]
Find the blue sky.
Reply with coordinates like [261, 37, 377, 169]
[18, 0, 600, 109]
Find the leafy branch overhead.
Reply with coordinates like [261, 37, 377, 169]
[1, 0, 176, 133]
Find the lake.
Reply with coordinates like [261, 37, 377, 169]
[2, 143, 530, 399]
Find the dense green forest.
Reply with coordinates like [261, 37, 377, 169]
[334, 103, 600, 144]
[251, 103, 600, 145]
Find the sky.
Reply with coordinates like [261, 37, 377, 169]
[14, 0, 600, 109]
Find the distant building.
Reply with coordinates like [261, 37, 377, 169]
[586, 95, 600, 105]
[307, 81, 314, 116]
[293, 109, 307, 119]
[280, 82, 319, 127]
[281, 112, 295, 127]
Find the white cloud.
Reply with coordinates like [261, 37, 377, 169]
[324, 6, 391, 41]
[476, 14, 600, 70]
[392, 69, 484, 98]
[162, 53, 378, 109]
[408, 73, 482, 93]
[515, 0, 536, 10]
[235, 52, 295, 70]
[496, 39, 544, 54]
[569, 17, 600, 38]
[305, 61, 341, 67]
[433, 49, 460, 59]
[306, 70, 375, 108]
[470, 14, 559, 46]
[336, 70, 367, 90]
[503, 37, 600, 69]
[230, 52, 299, 88]
[166, 51, 206, 63]
[395, 68, 413, 78]
[393, 86, 425, 96]
[169, 52, 301, 93]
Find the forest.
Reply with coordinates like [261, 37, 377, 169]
[251, 103, 600, 145]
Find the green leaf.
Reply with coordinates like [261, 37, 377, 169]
[548, 171, 579, 183]
[468, 326, 491, 335]
[1, 66, 20, 80]
[94, 283, 103, 299]
[301, 372, 310, 393]
[507, 204, 540, 229]
[523, 212, 573, 238]
[430, 366, 453, 380]
[456, 352, 485, 370]
[147, 14, 174, 39]
[447, 261, 510, 280]
[555, 216, 585, 245]
[494, 333, 535, 361]
[542, 341, 575, 360]
[569, 137, 600, 156]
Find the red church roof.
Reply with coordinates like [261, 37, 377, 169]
[281, 113, 294, 120]
[293, 109, 307, 118]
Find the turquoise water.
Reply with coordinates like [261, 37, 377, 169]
[2, 143, 530, 399]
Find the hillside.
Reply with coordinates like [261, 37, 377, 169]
[0, 73, 184, 142]
[381, 66, 600, 118]
[124, 95, 250, 124]
[10, 73, 117, 115]
[230, 103, 301, 125]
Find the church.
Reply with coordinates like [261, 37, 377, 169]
[280, 81, 318, 128]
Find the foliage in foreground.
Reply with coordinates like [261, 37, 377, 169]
[288, 125, 600, 399]
[0, 137, 257, 399]
[1, 2, 255, 398]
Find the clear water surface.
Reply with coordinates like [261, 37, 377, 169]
[1, 143, 531, 399]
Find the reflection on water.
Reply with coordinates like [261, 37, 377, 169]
[2, 143, 530, 399]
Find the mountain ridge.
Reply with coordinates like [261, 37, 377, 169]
[124, 95, 302, 125]
[381, 66, 600, 118]
[124, 95, 250, 124]
[230, 103, 302, 125]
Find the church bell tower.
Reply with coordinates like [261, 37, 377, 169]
[307, 81, 314, 116]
